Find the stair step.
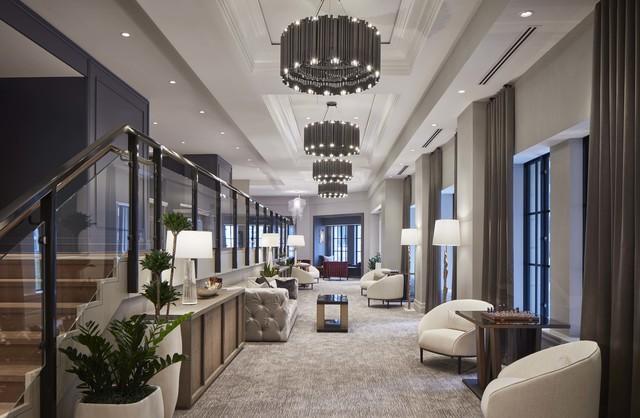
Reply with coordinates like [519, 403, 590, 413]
[0, 303, 80, 331]
[0, 332, 42, 365]
[0, 402, 17, 415]
[0, 279, 98, 303]
[0, 258, 115, 280]
[0, 364, 38, 403]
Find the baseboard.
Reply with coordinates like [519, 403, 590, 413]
[412, 299, 426, 313]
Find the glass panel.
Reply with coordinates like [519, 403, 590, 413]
[162, 161, 193, 239]
[196, 178, 218, 276]
[0, 222, 45, 410]
[220, 186, 233, 271]
[237, 195, 247, 266]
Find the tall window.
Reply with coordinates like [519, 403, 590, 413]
[224, 224, 235, 248]
[354, 224, 362, 264]
[329, 225, 349, 262]
[523, 154, 550, 319]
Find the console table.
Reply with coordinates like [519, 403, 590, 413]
[161, 288, 245, 409]
[456, 310, 569, 398]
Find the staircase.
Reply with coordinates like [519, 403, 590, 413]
[0, 256, 116, 416]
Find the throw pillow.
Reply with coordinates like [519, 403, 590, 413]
[276, 278, 298, 299]
[255, 276, 273, 288]
[373, 271, 387, 281]
[247, 279, 269, 288]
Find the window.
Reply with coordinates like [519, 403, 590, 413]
[288, 224, 296, 258]
[354, 224, 362, 264]
[523, 154, 550, 319]
[223, 224, 235, 248]
[329, 225, 349, 262]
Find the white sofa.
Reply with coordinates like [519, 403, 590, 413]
[291, 266, 315, 288]
[481, 341, 601, 418]
[245, 288, 298, 342]
[417, 299, 492, 372]
[367, 274, 404, 307]
[359, 269, 391, 295]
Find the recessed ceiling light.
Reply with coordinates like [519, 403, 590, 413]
[520, 10, 534, 18]
[121, 32, 131, 38]
[169, 80, 176, 84]
[353, 116, 359, 120]
[235, 146, 240, 150]
[199, 110, 205, 114]
[305, 116, 311, 120]
[431, 123, 437, 127]
[219, 131, 225, 135]
[457, 89, 466, 94]
[247, 158, 252, 162]
[180, 140, 185, 144]
[410, 149, 415, 152]
[152, 121, 158, 125]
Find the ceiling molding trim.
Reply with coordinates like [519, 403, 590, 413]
[361, 94, 398, 155]
[217, 0, 255, 72]
[262, 94, 300, 158]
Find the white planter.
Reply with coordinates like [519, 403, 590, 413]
[74, 385, 163, 418]
[149, 325, 182, 418]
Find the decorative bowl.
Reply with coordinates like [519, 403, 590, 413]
[197, 278, 223, 298]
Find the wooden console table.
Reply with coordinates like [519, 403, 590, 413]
[456, 310, 568, 398]
[161, 288, 245, 409]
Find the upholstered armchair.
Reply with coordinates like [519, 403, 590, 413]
[308, 265, 320, 283]
[291, 266, 315, 288]
[367, 274, 404, 307]
[481, 341, 601, 418]
[417, 299, 492, 372]
[359, 269, 391, 295]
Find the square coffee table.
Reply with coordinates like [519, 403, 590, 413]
[317, 294, 348, 332]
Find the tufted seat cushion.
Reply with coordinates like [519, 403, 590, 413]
[245, 288, 298, 342]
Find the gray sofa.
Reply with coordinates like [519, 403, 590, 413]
[245, 288, 298, 342]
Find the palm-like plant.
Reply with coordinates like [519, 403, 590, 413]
[140, 250, 174, 320]
[163, 212, 192, 315]
[60, 314, 190, 404]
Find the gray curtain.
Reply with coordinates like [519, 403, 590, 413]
[425, 148, 442, 310]
[482, 85, 515, 307]
[401, 175, 412, 301]
[582, 1, 640, 416]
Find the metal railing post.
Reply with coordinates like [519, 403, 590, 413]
[153, 147, 163, 251]
[40, 191, 57, 418]
[127, 133, 139, 293]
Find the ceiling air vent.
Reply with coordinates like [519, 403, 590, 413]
[396, 165, 408, 176]
[422, 128, 442, 149]
[479, 26, 537, 85]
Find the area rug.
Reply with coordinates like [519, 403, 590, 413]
[175, 279, 482, 417]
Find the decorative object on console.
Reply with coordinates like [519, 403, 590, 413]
[432, 219, 460, 303]
[286, 234, 306, 264]
[197, 277, 223, 298]
[401, 228, 419, 309]
[318, 182, 348, 198]
[280, 8, 381, 96]
[166, 230, 214, 305]
[304, 102, 360, 157]
[313, 158, 353, 183]
[261, 232, 280, 265]
[140, 250, 178, 321]
[163, 213, 192, 309]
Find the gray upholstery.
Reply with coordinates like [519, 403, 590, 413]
[245, 288, 298, 342]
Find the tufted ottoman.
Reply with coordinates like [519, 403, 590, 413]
[244, 288, 298, 342]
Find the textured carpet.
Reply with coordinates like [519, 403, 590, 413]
[175, 280, 482, 418]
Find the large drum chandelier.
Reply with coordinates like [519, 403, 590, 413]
[318, 182, 348, 198]
[280, 9, 381, 96]
[304, 102, 360, 157]
[312, 158, 352, 183]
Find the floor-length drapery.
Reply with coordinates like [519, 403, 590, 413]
[582, 1, 640, 416]
[402, 175, 412, 302]
[482, 85, 515, 307]
[425, 148, 442, 310]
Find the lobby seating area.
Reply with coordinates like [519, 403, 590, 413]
[0, 0, 638, 417]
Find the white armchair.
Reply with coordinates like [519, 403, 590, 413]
[308, 265, 320, 283]
[359, 268, 392, 295]
[367, 274, 404, 307]
[481, 341, 601, 418]
[417, 299, 492, 373]
[291, 267, 315, 288]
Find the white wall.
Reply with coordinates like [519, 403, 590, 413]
[381, 179, 404, 270]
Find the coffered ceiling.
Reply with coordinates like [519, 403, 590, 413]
[21, 0, 595, 197]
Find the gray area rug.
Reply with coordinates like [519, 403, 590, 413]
[175, 280, 482, 417]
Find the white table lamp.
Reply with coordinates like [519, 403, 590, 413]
[261, 233, 280, 265]
[286, 234, 305, 264]
[166, 230, 213, 305]
[432, 219, 460, 302]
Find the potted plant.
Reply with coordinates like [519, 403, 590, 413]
[368, 253, 382, 271]
[162, 212, 192, 315]
[60, 314, 189, 418]
[139, 249, 183, 418]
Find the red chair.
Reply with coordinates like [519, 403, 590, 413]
[323, 261, 349, 280]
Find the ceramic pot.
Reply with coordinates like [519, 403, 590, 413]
[74, 386, 163, 418]
[148, 325, 182, 418]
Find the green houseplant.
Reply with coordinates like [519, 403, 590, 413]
[260, 263, 280, 278]
[162, 212, 192, 301]
[368, 253, 382, 271]
[60, 314, 190, 417]
[140, 250, 178, 321]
